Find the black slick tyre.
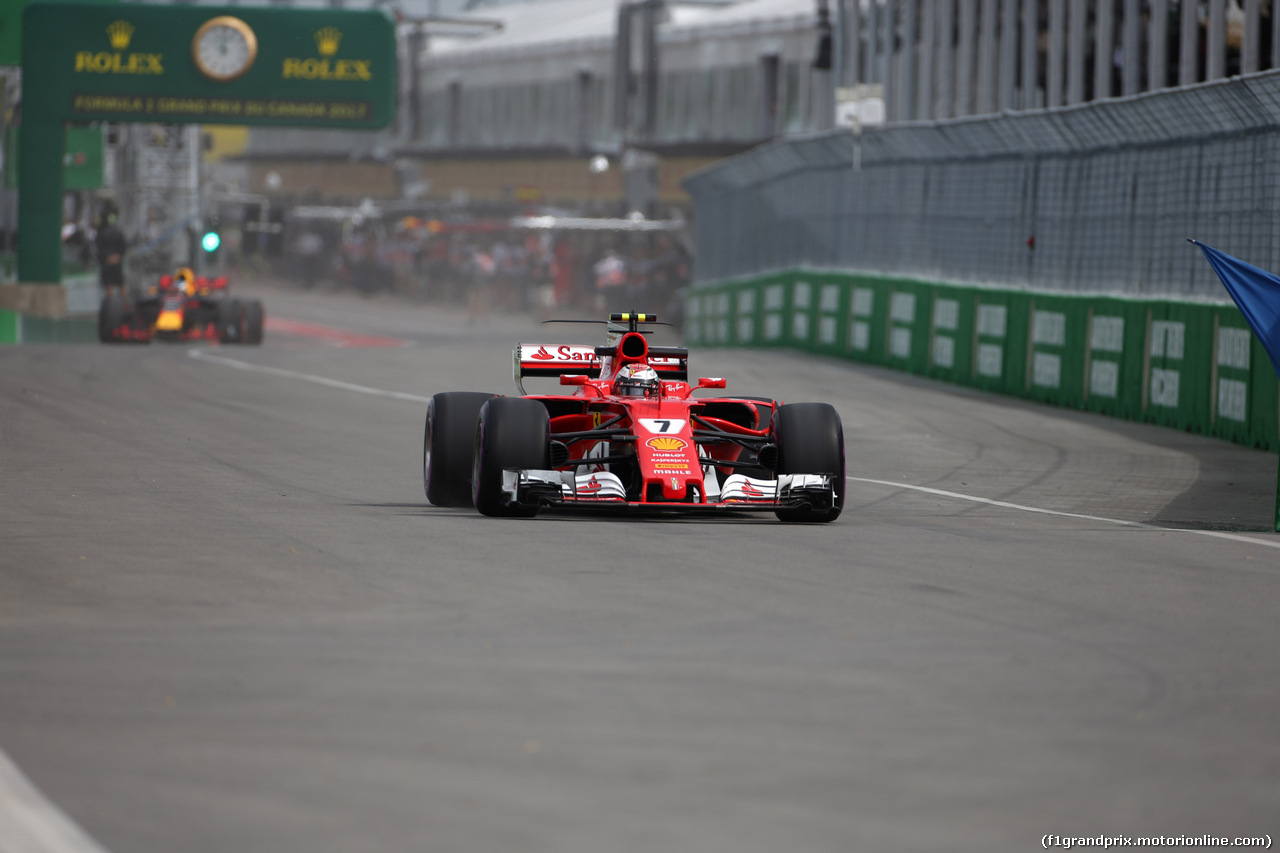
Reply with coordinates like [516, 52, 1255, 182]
[243, 299, 264, 344]
[218, 299, 243, 343]
[424, 392, 495, 507]
[773, 402, 844, 523]
[471, 397, 550, 518]
[97, 295, 125, 343]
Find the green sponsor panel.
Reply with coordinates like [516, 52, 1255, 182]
[924, 285, 973, 382]
[784, 275, 817, 350]
[970, 289, 1025, 395]
[1207, 305, 1279, 451]
[728, 281, 762, 346]
[1024, 294, 1087, 408]
[843, 275, 888, 365]
[882, 279, 930, 372]
[700, 287, 731, 347]
[1245, 338, 1279, 452]
[812, 275, 846, 355]
[683, 287, 709, 346]
[1081, 298, 1146, 421]
[758, 277, 790, 348]
[693, 270, 1279, 454]
[0, 308, 17, 343]
[1142, 302, 1214, 434]
[17, 314, 97, 343]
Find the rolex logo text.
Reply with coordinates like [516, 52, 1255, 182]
[75, 20, 163, 75]
[282, 27, 371, 80]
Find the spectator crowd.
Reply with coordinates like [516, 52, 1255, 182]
[276, 216, 693, 325]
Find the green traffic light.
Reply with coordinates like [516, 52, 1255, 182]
[201, 231, 221, 252]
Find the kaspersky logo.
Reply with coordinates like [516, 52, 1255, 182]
[75, 20, 164, 75]
[282, 27, 372, 80]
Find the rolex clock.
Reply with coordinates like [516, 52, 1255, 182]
[192, 16, 258, 82]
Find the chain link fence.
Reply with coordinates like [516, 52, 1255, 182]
[685, 69, 1280, 300]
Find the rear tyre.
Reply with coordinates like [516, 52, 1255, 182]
[243, 299, 264, 344]
[424, 392, 496, 507]
[472, 397, 550, 518]
[97, 295, 125, 343]
[773, 402, 844, 523]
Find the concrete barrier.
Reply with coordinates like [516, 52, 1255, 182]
[685, 270, 1280, 455]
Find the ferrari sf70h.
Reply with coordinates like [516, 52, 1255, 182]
[423, 313, 844, 522]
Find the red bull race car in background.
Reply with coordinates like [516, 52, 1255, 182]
[98, 266, 264, 345]
[423, 312, 844, 522]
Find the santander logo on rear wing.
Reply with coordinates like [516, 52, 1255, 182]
[513, 343, 688, 393]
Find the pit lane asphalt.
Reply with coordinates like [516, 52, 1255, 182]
[1, 278, 1278, 853]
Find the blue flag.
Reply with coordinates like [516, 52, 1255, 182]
[1191, 239, 1280, 377]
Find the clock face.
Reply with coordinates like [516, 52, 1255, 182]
[192, 16, 258, 82]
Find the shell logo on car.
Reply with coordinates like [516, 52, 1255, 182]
[646, 436, 687, 451]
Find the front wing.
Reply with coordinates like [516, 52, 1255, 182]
[497, 469, 840, 514]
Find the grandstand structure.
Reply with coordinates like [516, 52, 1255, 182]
[234, 0, 1280, 217]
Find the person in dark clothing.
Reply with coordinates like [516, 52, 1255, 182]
[95, 213, 127, 297]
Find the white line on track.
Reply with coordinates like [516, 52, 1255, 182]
[0, 749, 112, 853]
[188, 350, 431, 403]
[190, 349, 1277, 548]
[850, 476, 1280, 549]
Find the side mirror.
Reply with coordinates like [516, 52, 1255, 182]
[560, 374, 590, 386]
[695, 377, 727, 390]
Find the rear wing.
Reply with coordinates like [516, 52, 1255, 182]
[514, 343, 688, 394]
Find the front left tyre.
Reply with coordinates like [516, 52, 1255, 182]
[242, 299, 264, 345]
[218, 298, 243, 343]
[772, 402, 845, 523]
[424, 392, 496, 507]
[472, 397, 550, 518]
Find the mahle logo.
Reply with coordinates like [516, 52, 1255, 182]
[282, 27, 371, 81]
[75, 20, 163, 75]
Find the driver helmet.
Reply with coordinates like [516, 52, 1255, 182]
[175, 267, 197, 296]
[613, 364, 660, 398]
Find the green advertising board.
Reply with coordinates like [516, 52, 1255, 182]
[17, 1, 397, 284]
[24, 2, 396, 127]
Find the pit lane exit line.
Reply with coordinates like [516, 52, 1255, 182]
[188, 350, 430, 403]
[189, 350, 1279, 549]
[264, 317, 410, 348]
[849, 477, 1280, 550]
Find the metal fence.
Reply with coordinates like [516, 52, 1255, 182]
[685, 68, 1280, 300]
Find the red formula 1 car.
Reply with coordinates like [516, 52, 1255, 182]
[98, 267, 264, 345]
[422, 312, 844, 522]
